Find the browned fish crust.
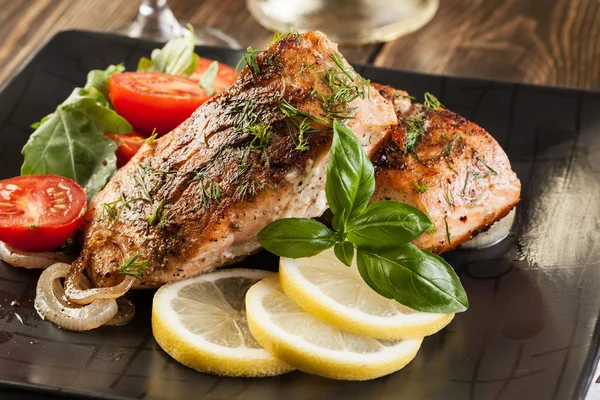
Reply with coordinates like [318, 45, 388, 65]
[79, 31, 396, 288]
[372, 104, 521, 253]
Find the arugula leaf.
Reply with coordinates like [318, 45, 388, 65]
[84, 64, 125, 98]
[356, 245, 468, 313]
[257, 218, 336, 258]
[199, 60, 219, 96]
[346, 201, 432, 249]
[22, 88, 132, 200]
[326, 120, 375, 231]
[334, 241, 354, 267]
[137, 25, 199, 76]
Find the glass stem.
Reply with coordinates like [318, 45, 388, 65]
[128, 0, 184, 40]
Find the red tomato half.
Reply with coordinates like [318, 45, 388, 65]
[190, 57, 238, 94]
[110, 72, 209, 135]
[0, 175, 87, 252]
[105, 131, 148, 168]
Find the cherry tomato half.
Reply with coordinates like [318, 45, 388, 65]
[0, 175, 87, 252]
[109, 72, 209, 135]
[105, 131, 148, 168]
[190, 57, 238, 94]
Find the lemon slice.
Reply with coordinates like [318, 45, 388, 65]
[246, 275, 423, 380]
[152, 269, 294, 377]
[279, 249, 454, 339]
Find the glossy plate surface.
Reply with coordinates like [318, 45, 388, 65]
[0, 30, 598, 400]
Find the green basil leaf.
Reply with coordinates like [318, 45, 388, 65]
[334, 241, 354, 267]
[22, 90, 132, 200]
[199, 60, 219, 96]
[84, 64, 125, 98]
[137, 25, 199, 76]
[326, 120, 375, 230]
[356, 245, 468, 313]
[346, 201, 432, 249]
[257, 218, 336, 259]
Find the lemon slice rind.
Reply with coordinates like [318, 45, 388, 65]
[279, 250, 454, 340]
[246, 275, 423, 381]
[152, 268, 294, 377]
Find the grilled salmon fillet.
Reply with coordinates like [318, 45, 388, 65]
[371, 86, 521, 253]
[79, 31, 396, 288]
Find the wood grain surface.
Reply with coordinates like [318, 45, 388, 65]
[0, 0, 599, 89]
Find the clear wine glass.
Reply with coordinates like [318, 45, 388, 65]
[247, 0, 439, 45]
[111, 0, 241, 48]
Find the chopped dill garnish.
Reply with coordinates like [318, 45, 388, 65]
[279, 99, 321, 151]
[444, 216, 452, 245]
[117, 254, 148, 278]
[462, 170, 470, 194]
[101, 196, 147, 221]
[243, 122, 273, 164]
[235, 178, 274, 202]
[268, 30, 284, 46]
[145, 129, 158, 145]
[442, 179, 455, 207]
[299, 61, 316, 77]
[317, 52, 370, 120]
[329, 52, 355, 83]
[414, 180, 428, 193]
[236, 46, 262, 76]
[196, 179, 222, 208]
[402, 117, 426, 155]
[476, 156, 498, 176]
[446, 159, 459, 175]
[424, 92, 443, 112]
[146, 199, 165, 225]
[441, 133, 464, 157]
[393, 92, 415, 100]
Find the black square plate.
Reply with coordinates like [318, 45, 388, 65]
[0, 30, 599, 400]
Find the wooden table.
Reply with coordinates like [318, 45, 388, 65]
[1, 0, 599, 90]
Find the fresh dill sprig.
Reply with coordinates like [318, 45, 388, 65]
[117, 254, 148, 278]
[424, 92, 443, 112]
[393, 92, 415, 100]
[236, 46, 262, 77]
[462, 170, 470, 194]
[403, 117, 426, 155]
[476, 156, 498, 176]
[244, 123, 273, 164]
[441, 133, 464, 157]
[442, 179, 455, 207]
[146, 199, 165, 225]
[235, 179, 270, 202]
[101, 196, 147, 221]
[197, 179, 222, 208]
[145, 128, 158, 145]
[413, 180, 428, 193]
[318, 53, 370, 120]
[298, 61, 316, 77]
[446, 159, 459, 175]
[279, 99, 322, 151]
[444, 216, 452, 246]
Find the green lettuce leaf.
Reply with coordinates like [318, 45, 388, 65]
[137, 25, 199, 76]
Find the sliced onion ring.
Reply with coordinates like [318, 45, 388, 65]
[461, 208, 516, 249]
[0, 241, 73, 269]
[34, 263, 118, 331]
[64, 259, 135, 305]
